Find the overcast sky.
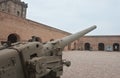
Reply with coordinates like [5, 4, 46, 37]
[23, 0, 120, 35]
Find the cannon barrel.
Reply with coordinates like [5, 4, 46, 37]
[60, 25, 97, 48]
[43, 25, 97, 53]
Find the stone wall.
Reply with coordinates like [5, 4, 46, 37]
[0, 0, 27, 18]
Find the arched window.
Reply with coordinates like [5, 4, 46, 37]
[98, 43, 105, 51]
[113, 43, 119, 51]
[7, 33, 20, 43]
[84, 43, 90, 50]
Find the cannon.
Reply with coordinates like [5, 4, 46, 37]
[0, 25, 96, 78]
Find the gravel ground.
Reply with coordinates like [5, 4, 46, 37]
[61, 51, 120, 78]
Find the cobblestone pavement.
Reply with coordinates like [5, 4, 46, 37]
[61, 51, 120, 78]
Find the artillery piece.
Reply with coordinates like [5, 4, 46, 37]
[0, 25, 96, 78]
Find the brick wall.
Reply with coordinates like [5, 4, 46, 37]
[0, 11, 70, 42]
[78, 36, 120, 51]
[1, 11, 120, 51]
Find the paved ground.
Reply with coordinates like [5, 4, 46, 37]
[61, 51, 120, 78]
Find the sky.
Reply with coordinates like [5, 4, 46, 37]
[22, 0, 120, 35]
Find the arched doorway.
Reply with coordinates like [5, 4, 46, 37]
[113, 43, 119, 51]
[98, 43, 105, 51]
[7, 33, 20, 43]
[84, 43, 90, 50]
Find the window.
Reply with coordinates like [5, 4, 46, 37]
[7, 33, 20, 43]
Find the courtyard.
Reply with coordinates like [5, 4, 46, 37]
[62, 51, 120, 78]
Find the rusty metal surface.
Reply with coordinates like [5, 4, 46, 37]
[62, 51, 120, 78]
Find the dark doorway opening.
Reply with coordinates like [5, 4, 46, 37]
[85, 43, 90, 50]
[113, 43, 119, 51]
[98, 43, 105, 51]
[7, 34, 20, 43]
[17, 11, 20, 16]
[74, 42, 77, 50]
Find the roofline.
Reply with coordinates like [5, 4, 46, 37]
[0, 11, 71, 35]
[2, 11, 120, 37]
[26, 19, 71, 35]
[84, 35, 120, 37]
